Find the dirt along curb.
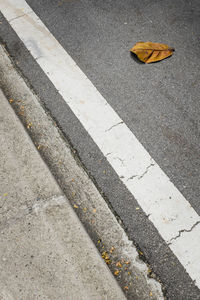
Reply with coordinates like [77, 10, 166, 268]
[0, 44, 164, 300]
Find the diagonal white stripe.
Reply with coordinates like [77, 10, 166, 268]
[1, 0, 200, 288]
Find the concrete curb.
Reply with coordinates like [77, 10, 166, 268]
[0, 44, 164, 299]
[0, 88, 126, 300]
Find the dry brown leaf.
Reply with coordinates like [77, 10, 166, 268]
[130, 41, 175, 63]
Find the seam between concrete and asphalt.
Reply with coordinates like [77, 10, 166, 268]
[0, 44, 164, 299]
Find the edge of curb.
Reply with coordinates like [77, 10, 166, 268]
[0, 43, 165, 300]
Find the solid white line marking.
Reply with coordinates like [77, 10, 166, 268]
[1, 0, 200, 288]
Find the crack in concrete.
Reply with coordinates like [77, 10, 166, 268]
[168, 221, 200, 245]
[105, 121, 124, 132]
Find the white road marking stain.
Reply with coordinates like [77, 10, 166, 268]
[1, 0, 200, 288]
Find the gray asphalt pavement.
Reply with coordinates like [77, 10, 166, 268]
[26, 0, 200, 212]
[0, 44, 164, 299]
[0, 0, 200, 299]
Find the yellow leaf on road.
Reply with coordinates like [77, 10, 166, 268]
[130, 41, 175, 63]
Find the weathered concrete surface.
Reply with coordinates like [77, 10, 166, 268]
[0, 89, 126, 300]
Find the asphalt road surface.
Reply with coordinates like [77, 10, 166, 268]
[0, 0, 200, 299]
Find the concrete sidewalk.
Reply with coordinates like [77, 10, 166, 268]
[0, 89, 126, 300]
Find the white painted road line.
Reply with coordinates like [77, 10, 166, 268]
[1, 0, 200, 288]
